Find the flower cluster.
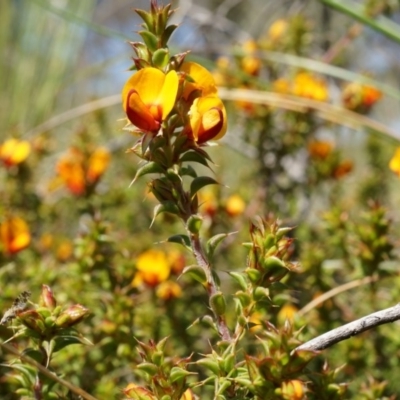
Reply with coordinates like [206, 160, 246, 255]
[122, 47, 227, 146]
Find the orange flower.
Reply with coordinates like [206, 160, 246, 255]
[0, 138, 31, 167]
[123, 383, 156, 399]
[87, 147, 111, 182]
[56, 147, 110, 195]
[180, 389, 195, 400]
[0, 216, 31, 255]
[333, 160, 353, 179]
[308, 140, 334, 159]
[342, 82, 382, 112]
[188, 96, 227, 144]
[132, 249, 171, 287]
[122, 68, 179, 132]
[390, 148, 400, 176]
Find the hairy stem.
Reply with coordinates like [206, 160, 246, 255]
[189, 232, 231, 341]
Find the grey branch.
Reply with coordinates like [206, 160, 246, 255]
[294, 303, 400, 352]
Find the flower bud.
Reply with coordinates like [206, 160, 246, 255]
[210, 292, 226, 316]
[39, 285, 57, 310]
[55, 304, 89, 328]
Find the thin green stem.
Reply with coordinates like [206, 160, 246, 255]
[1, 342, 99, 400]
[188, 232, 231, 341]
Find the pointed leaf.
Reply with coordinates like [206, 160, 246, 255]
[152, 48, 169, 69]
[130, 162, 165, 186]
[182, 265, 207, 284]
[150, 202, 181, 227]
[167, 234, 191, 250]
[135, 9, 154, 30]
[162, 24, 178, 46]
[139, 30, 159, 52]
[206, 232, 236, 259]
[190, 176, 218, 198]
[180, 151, 210, 167]
[181, 165, 197, 178]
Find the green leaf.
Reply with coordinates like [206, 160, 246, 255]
[162, 24, 178, 46]
[150, 202, 181, 227]
[181, 165, 197, 178]
[130, 162, 165, 186]
[181, 265, 207, 284]
[152, 48, 169, 69]
[180, 151, 210, 167]
[190, 176, 218, 198]
[139, 30, 159, 52]
[135, 9, 154, 31]
[228, 272, 248, 291]
[206, 232, 236, 259]
[167, 234, 191, 250]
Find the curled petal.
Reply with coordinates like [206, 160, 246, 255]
[189, 96, 227, 144]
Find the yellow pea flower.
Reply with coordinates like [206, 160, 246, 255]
[0, 216, 31, 255]
[180, 61, 218, 100]
[188, 96, 227, 144]
[0, 138, 31, 167]
[122, 68, 179, 132]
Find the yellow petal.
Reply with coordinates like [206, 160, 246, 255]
[181, 62, 218, 99]
[159, 70, 179, 119]
[389, 148, 400, 176]
[190, 96, 227, 143]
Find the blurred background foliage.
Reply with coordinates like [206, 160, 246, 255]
[2, 0, 400, 398]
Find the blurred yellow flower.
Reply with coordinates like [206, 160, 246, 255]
[267, 19, 289, 42]
[0, 216, 31, 255]
[225, 194, 246, 217]
[56, 240, 73, 262]
[281, 379, 305, 400]
[0, 138, 31, 167]
[390, 148, 400, 176]
[198, 189, 218, 217]
[274, 73, 328, 102]
[156, 280, 182, 300]
[241, 40, 261, 76]
[133, 249, 171, 287]
[180, 388, 195, 400]
[122, 68, 179, 132]
[277, 303, 298, 325]
[87, 147, 111, 182]
[292, 72, 328, 101]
